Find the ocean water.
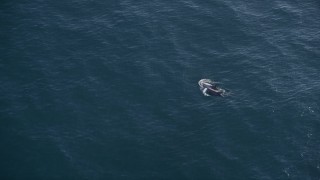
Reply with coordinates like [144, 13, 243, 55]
[1, 0, 320, 179]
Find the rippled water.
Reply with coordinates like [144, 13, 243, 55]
[1, 0, 320, 179]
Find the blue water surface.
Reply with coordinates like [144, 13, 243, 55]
[1, 0, 320, 179]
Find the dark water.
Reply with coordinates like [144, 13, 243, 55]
[1, 0, 320, 179]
